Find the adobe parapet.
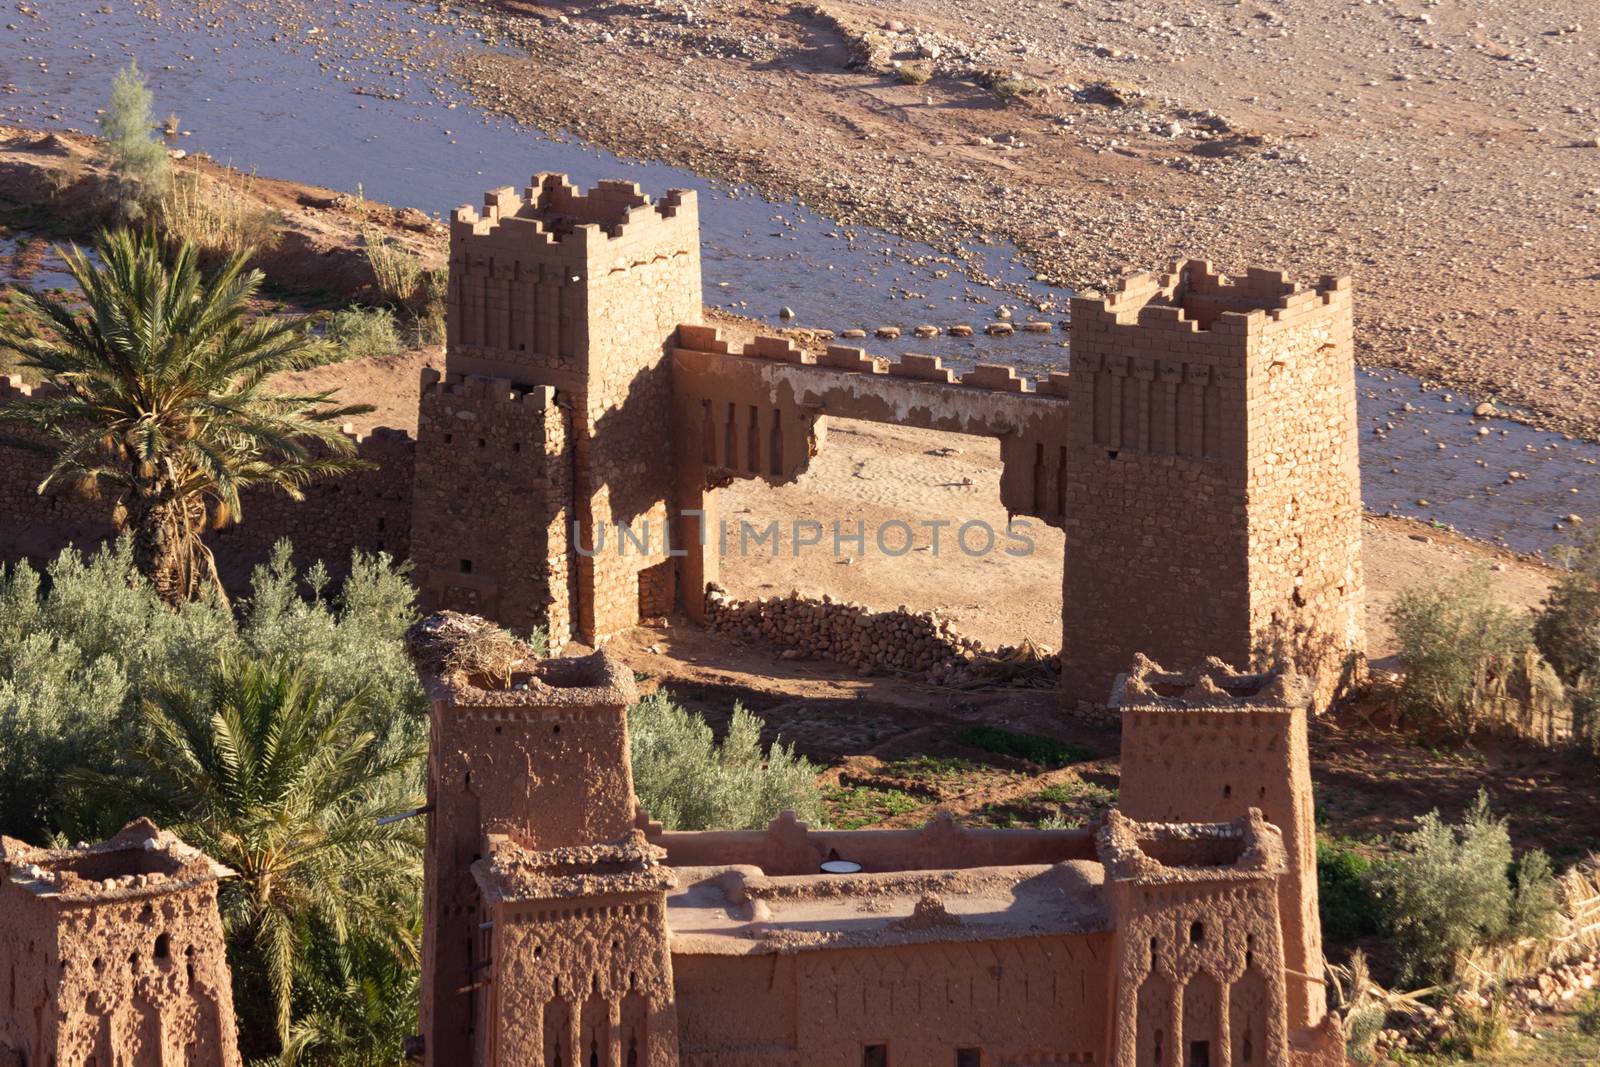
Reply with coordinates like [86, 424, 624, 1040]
[473, 831, 675, 906]
[1072, 258, 1351, 335]
[1097, 808, 1285, 886]
[1111, 654, 1310, 713]
[1, 817, 232, 904]
[450, 173, 698, 263]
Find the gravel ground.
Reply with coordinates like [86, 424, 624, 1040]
[440, 0, 1600, 437]
[15, 0, 1597, 438]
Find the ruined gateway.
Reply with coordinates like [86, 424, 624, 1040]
[0, 175, 1363, 1066]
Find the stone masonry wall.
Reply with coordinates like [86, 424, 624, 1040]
[410, 370, 573, 643]
[703, 584, 984, 679]
[1243, 277, 1365, 702]
[0, 376, 415, 583]
[1060, 261, 1364, 708]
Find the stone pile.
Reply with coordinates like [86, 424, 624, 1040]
[704, 585, 984, 681]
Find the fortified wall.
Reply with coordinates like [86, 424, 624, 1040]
[0, 173, 1365, 708]
[408, 613, 1343, 1067]
[0, 375, 414, 583]
[410, 176, 1363, 704]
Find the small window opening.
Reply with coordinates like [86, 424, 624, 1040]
[1189, 1039, 1211, 1067]
[1223, 784, 1232, 799]
[589, 1040, 599, 1067]
[478, 438, 486, 448]
[513, 442, 522, 453]
[863, 1044, 889, 1067]
[1106, 449, 1119, 460]
[459, 559, 473, 574]
[956, 1049, 982, 1067]
[1154, 1030, 1164, 1063]
[154, 934, 169, 960]
[627, 1037, 638, 1067]
[1190, 921, 1205, 945]
[444, 433, 453, 444]
[1241, 1031, 1254, 1062]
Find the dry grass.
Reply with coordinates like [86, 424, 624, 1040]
[404, 611, 533, 686]
[160, 162, 281, 260]
[354, 185, 423, 305]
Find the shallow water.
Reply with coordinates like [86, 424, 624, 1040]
[3, 0, 1597, 554]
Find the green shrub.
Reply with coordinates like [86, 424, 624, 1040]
[99, 60, 171, 220]
[1578, 990, 1600, 1036]
[1387, 566, 1533, 736]
[628, 691, 822, 830]
[0, 538, 424, 841]
[322, 306, 404, 364]
[1365, 792, 1516, 985]
[1343, 1003, 1386, 1063]
[896, 65, 930, 86]
[1318, 838, 1382, 943]
[1534, 528, 1600, 684]
[953, 724, 1091, 768]
[1508, 848, 1561, 940]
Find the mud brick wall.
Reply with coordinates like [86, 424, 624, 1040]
[0, 375, 415, 583]
[671, 933, 1114, 1066]
[1060, 261, 1364, 707]
[410, 370, 573, 644]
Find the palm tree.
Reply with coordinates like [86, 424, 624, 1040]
[0, 228, 371, 605]
[102, 655, 424, 1057]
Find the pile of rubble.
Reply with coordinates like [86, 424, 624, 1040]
[704, 586, 1060, 688]
[1373, 952, 1599, 1058]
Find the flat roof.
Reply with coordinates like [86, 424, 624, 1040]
[665, 860, 1109, 955]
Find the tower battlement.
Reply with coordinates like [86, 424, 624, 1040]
[1075, 258, 1350, 334]
[450, 174, 698, 259]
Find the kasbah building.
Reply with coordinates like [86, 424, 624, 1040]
[0, 172, 1366, 1067]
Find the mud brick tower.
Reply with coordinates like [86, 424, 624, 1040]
[1113, 655, 1333, 1048]
[411, 175, 702, 645]
[472, 835, 679, 1067]
[1100, 809, 1292, 1067]
[0, 819, 240, 1067]
[1062, 261, 1364, 707]
[411, 614, 677, 1067]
